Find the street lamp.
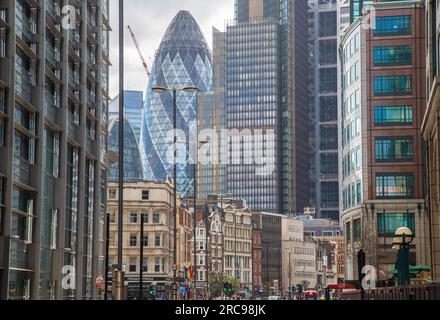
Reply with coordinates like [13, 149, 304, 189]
[392, 227, 414, 286]
[151, 85, 199, 300]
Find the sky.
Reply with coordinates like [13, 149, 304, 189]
[109, 0, 234, 99]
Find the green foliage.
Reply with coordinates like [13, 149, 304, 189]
[208, 272, 240, 297]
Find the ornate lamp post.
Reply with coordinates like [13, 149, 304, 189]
[392, 227, 415, 286]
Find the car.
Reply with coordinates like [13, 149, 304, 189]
[268, 295, 282, 300]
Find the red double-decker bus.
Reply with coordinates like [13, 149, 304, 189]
[304, 290, 318, 300]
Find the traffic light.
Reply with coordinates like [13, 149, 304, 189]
[223, 282, 228, 293]
[148, 287, 155, 300]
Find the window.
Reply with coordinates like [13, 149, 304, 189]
[376, 174, 414, 198]
[353, 219, 361, 242]
[374, 106, 413, 126]
[141, 212, 148, 224]
[155, 234, 161, 247]
[142, 257, 148, 272]
[378, 212, 415, 236]
[0, 118, 4, 147]
[374, 76, 412, 96]
[345, 222, 351, 244]
[374, 15, 411, 36]
[375, 137, 413, 162]
[142, 190, 149, 200]
[129, 233, 137, 247]
[153, 212, 160, 224]
[374, 46, 412, 66]
[142, 234, 148, 247]
[154, 257, 161, 273]
[109, 189, 116, 200]
[130, 212, 138, 224]
[129, 257, 137, 273]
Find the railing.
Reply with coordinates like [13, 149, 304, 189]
[13, 156, 31, 186]
[44, 91, 58, 122]
[45, 0, 61, 23]
[15, 67, 33, 102]
[339, 284, 440, 301]
[9, 238, 29, 270]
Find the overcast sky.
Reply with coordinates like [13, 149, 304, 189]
[109, 0, 234, 99]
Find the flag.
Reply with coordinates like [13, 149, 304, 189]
[184, 262, 193, 280]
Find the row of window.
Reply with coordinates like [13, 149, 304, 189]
[346, 212, 415, 244]
[126, 256, 166, 273]
[342, 180, 362, 211]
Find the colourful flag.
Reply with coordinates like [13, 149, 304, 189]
[184, 262, 193, 280]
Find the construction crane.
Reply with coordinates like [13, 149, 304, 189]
[127, 25, 151, 77]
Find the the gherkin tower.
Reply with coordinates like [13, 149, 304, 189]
[140, 10, 212, 196]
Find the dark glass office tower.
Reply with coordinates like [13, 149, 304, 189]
[0, 0, 110, 300]
[224, 0, 309, 214]
[308, 0, 348, 221]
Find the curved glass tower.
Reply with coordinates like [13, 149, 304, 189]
[108, 117, 144, 181]
[140, 10, 212, 196]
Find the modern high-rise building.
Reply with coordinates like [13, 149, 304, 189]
[308, 0, 351, 221]
[340, 0, 430, 281]
[196, 28, 227, 200]
[350, 0, 374, 23]
[422, 0, 440, 282]
[141, 11, 212, 197]
[0, 0, 110, 299]
[221, 0, 308, 214]
[108, 116, 144, 182]
[109, 90, 144, 143]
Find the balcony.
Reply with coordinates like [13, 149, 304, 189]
[0, 8, 8, 28]
[86, 137, 95, 154]
[45, 40, 61, 71]
[44, 91, 58, 123]
[15, 12, 37, 54]
[68, 117, 79, 141]
[15, 68, 33, 103]
[9, 238, 29, 270]
[45, 0, 61, 24]
[13, 156, 31, 186]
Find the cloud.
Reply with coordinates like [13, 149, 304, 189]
[108, 0, 234, 99]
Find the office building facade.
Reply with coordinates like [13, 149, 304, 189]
[422, 0, 440, 281]
[308, 0, 351, 221]
[141, 10, 212, 197]
[196, 27, 227, 200]
[0, 0, 110, 299]
[224, 0, 309, 214]
[109, 90, 144, 143]
[108, 116, 144, 181]
[340, 1, 430, 281]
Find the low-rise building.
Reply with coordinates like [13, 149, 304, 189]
[281, 218, 316, 294]
[107, 181, 192, 300]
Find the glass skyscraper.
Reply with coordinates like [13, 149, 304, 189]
[140, 11, 212, 197]
[220, 0, 309, 214]
[109, 90, 144, 143]
[307, 0, 350, 221]
[0, 0, 110, 299]
[108, 117, 144, 181]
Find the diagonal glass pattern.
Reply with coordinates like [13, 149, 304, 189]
[140, 11, 212, 197]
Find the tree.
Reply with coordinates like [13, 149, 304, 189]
[209, 272, 240, 298]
